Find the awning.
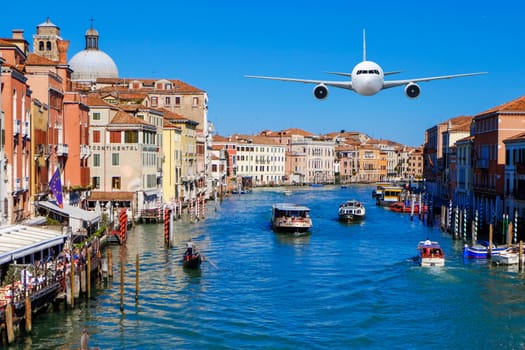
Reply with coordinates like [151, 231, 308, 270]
[36, 201, 101, 225]
[143, 189, 158, 200]
[0, 225, 67, 265]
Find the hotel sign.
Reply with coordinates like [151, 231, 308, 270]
[90, 145, 140, 151]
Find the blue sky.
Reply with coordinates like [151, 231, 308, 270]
[2, 1, 524, 146]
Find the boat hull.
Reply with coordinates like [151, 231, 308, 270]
[183, 255, 202, 269]
[338, 213, 365, 223]
[420, 257, 445, 267]
[463, 245, 507, 259]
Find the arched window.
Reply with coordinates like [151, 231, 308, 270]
[46, 41, 51, 51]
[39, 41, 44, 51]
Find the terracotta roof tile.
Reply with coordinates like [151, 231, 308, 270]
[110, 110, 154, 126]
[26, 53, 57, 65]
[86, 95, 113, 107]
[477, 95, 525, 116]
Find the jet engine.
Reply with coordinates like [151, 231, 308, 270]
[313, 84, 329, 100]
[404, 83, 421, 98]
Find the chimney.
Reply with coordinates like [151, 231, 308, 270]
[57, 39, 70, 64]
[12, 29, 24, 40]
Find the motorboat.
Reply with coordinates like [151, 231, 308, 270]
[338, 200, 366, 222]
[463, 241, 508, 259]
[271, 203, 313, 234]
[417, 240, 445, 267]
[492, 246, 520, 265]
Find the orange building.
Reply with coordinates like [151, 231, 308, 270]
[0, 31, 32, 223]
[472, 96, 525, 225]
[26, 19, 91, 208]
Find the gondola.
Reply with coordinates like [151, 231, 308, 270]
[182, 246, 202, 269]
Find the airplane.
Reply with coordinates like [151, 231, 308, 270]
[245, 30, 487, 100]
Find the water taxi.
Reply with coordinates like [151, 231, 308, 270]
[417, 240, 445, 267]
[271, 203, 313, 234]
[338, 200, 366, 222]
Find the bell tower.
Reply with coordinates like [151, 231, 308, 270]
[33, 18, 62, 61]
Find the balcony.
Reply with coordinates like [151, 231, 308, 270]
[23, 121, 30, 139]
[14, 178, 21, 192]
[13, 120, 20, 136]
[23, 176, 29, 191]
[57, 144, 69, 156]
[80, 144, 91, 159]
[476, 159, 489, 169]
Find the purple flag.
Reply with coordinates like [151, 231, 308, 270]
[49, 169, 63, 208]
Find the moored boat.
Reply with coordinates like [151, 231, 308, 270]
[390, 201, 428, 214]
[463, 241, 507, 259]
[417, 240, 445, 267]
[182, 240, 202, 269]
[491, 247, 520, 265]
[338, 200, 366, 222]
[376, 186, 403, 206]
[372, 182, 391, 198]
[271, 203, 313, 234]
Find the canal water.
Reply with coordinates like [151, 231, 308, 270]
[8, 185, 525, 349]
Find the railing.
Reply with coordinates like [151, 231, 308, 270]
[57, 144, 69, 156]
[13, 120, 20, 135]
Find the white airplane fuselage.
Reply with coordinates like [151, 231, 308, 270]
[350, 61, 384, 96]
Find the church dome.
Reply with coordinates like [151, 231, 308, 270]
[69, 50, 118, 81]
[68, 24, 118, 82]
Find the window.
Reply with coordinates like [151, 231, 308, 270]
[93, 112, 101, 121]
[112, 153, 119, 166]
[46, 41, 51, 51]
[165, 97, 171, 105]
[175, 96, 181, 105]
[124, 131, 138, 143]
[192, 97, 199, 106]
[39, 41, 44, 51]
[110, 131, 121, 143]
[151, 97, 158, 106]
[112, 177, 121, 190]
[92, 176, 100, 189]
[93, 154, 100, 167]
[93, 130, 101, 143]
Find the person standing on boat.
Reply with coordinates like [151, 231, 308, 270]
[186, 238, 196, 255]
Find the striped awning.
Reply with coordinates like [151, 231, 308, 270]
[0, 225, 67, 265]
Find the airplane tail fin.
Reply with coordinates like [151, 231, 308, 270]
[363, 29, 366, 61]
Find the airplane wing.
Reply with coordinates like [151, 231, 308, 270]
[383, 72, 487, 89]
[244, 75, 353, 90]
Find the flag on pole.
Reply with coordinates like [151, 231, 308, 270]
[49, 169, 63, 208]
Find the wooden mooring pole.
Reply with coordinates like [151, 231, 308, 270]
[6, 303, 14, 344]
[488, 224, 493, 259]
[87, 251, 91, 299]
[108, 249, 113, 278]
[25, 295, 32, 333]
